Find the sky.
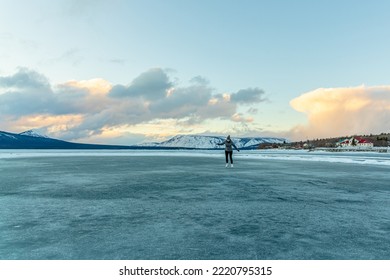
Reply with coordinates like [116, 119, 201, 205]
[1, 0, 390, 145]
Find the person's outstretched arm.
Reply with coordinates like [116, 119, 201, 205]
[217, 141, 225, 146]
[232, 142, 239, 151]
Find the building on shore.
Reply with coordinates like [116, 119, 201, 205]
[336, 136, 374, 148]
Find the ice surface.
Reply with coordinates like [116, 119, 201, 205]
[0, 150, 389, 259]
[1, 149, 390, 166]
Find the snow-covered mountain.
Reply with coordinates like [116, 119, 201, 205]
[19, 130, 49, 138]
[138, 135, 288, 149]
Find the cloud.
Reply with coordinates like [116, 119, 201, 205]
[0, 69, 102, 116]
[0, 70, 74, 116]
[0, 67, 49, 89]
[189, 76, 210, 86]
[9, 114, 84, 137]
[0, 68, 267, 143]
[60, 78, 112, 95]
[109, 58, 126, 65]
[149, 84, 215, 119]
[247, 107, 258, 114]
[199, 94, 236, 120]
[109, 68, 172, 100]
[289, 85, 390, 140]
[231, 113, 254, 123]
[230, 87, 266, 104]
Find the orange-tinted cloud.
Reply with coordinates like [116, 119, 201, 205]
[289, 85, 390, 140]
[231, 113, 254, 123]
[61, 78, 112, 95]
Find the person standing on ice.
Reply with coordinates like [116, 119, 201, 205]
[217, 135, 239, 168]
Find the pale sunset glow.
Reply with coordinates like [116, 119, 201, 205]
[62, 79, 112, 95]
[222, 94, 231, 102]
[8, 114, 84, 135]
[231, 113, 254, 123]
[126, 120, 201, 141]
[166, 88, 175, 97]
[208, 97, 219, 105]
[290, 86, 390, 139]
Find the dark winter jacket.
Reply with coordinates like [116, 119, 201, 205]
[218, 138, 239, 152]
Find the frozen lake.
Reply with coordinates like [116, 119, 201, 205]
[0, 149, 389, 259]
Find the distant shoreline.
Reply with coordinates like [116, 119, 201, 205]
[309, 147, 389, 153]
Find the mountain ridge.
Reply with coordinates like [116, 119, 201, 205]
[0, 130, 288, 149]
[137, 134, 288, 149]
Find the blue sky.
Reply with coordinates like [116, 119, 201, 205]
[1, 0, 390, 144]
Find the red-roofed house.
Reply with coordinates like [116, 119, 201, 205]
[336, 137, 374, 148]
[354, 137, 374, 147]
